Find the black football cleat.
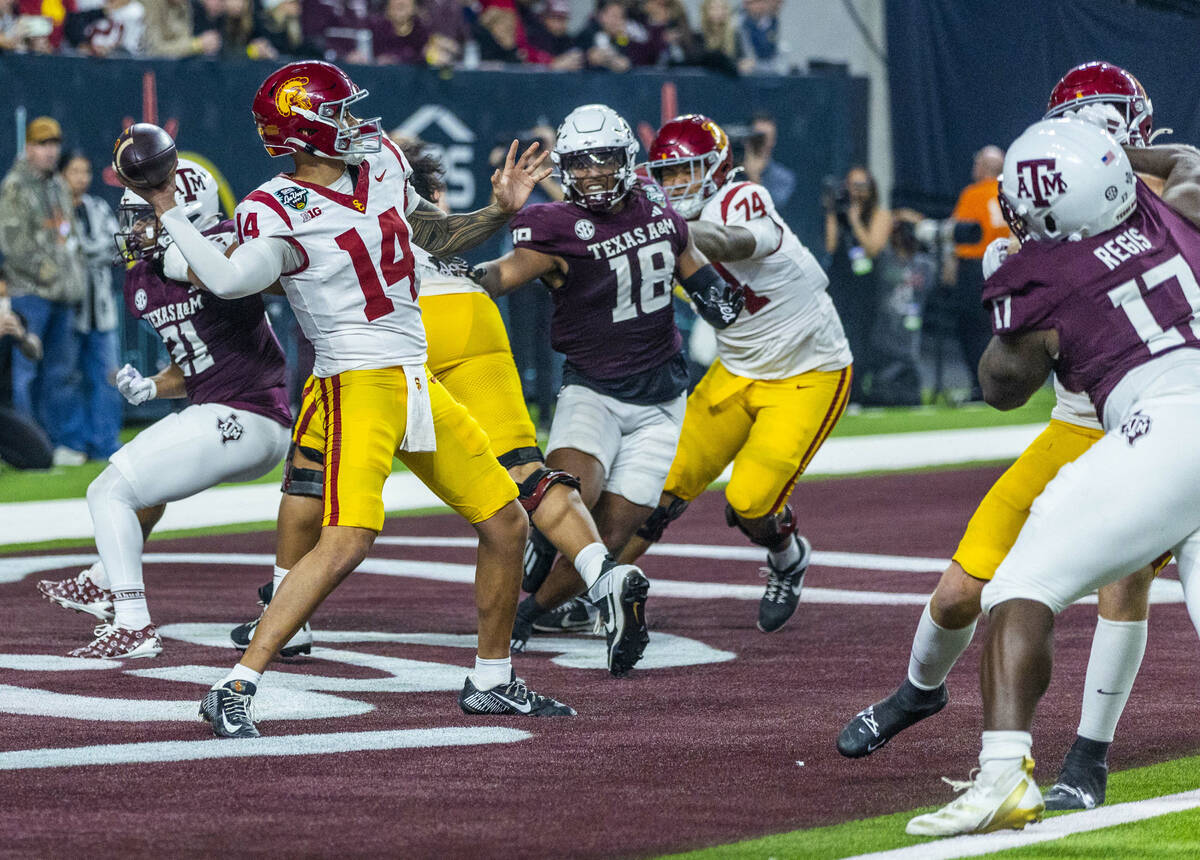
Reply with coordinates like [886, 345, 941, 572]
[837, 679, 948, 758]
[459, 672, 576, 716]
[230, 580, 312, 658]
[588, 560, 650, 677]
[522, 527, 558, 594]
[531, 596, 597, 633]
[199, 679, 260, 738]
[1044, 747, 1108, 810]
[510, 594, 543, 653]
[757, 535, 812, 633]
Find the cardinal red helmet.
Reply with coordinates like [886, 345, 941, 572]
[1045, 61, 1155, 146]
[251, 61, 381, 164]
[646, 114, 734, 218]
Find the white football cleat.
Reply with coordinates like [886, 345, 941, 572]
[906, 756, 1044, 837]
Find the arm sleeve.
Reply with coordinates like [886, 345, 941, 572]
[718, 183, 784, 259]
[159, 207, 285, 299]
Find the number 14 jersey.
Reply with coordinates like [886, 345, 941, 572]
[234, 138, 425, 377]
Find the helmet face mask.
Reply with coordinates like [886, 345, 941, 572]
[647, 114, 733, 218]
[115, 158, 221, 263]
[253, 61, 382, 164]
[553, 105, 639, 212]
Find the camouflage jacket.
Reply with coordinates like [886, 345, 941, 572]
[0, 159, 86, 303]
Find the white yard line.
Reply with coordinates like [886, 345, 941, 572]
[0, 424, 1043, 546]
[849, 788, 1200, 859]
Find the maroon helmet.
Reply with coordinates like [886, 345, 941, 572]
[251, 61, 381, 163]
[1045, 61, 1156, 146]
[646, 114, 734, 218]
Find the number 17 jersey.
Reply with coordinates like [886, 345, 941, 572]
[234, 138, 425, 377]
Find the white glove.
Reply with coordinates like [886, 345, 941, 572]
[1065, 103, 1129, 145]
[115, 363, 157, 405]
[982, 237, 1018, 279]
[162, 242, 190, 282]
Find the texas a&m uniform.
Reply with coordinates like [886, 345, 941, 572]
[238, 136, 517, 529]
[509, 181, 691, 507]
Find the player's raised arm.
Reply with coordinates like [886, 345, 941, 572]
[409, 140, 551, 256]
[675, 231, 743, 329]
[119, 169, 285, 300]
[470, 246, 561, 298]
[1124, 144, 1200, 228]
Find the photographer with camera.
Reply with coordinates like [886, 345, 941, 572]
[742, 111, 795, 208]
[929, 144, 1009, 403]
[823, 165, 891, 405]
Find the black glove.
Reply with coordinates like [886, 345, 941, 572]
[681, 265, 743, 329]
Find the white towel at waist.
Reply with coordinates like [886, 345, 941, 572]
[399, 364, 437, 452]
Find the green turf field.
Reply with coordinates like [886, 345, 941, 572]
[663, 751, 1200, 858]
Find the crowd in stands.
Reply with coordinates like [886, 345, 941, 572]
[0, 0, 792, 73]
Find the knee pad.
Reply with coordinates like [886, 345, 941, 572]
[516, 467, 581, 517]
[635, 496, 690, 543]
[726, 502, 796, 552]
[87, 465, 144, 512]
[280, 443, 325, 499]
[498, 446, 545, 469]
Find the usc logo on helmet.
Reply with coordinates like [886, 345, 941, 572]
[702, 120, 728, 151]
[275, 77, 313, 117]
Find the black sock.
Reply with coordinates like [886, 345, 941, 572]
[1071, 735, 1110, 763]
[516, 593, 543, 620]
[898, 677, 944, 706]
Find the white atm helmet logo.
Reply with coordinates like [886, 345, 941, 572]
[392, 105, 477, 210]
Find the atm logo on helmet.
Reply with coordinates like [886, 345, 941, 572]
[1015, 158, 1068, 207]
[276, 77, 313, 117]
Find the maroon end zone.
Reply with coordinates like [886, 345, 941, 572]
[2, 467, 1197, 857]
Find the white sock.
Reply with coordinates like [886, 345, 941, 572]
[907, 600, 977, 690]
[87, 467, 151, 628]
[86, 560, 110, 589]
[768, 535, 802, 570]
[273, 564, 289, 594]
[979, 730, 1033, 776]
[1077, 617, 1148, 743]
[221, 663, 262, 687]
[470, 656, 512, 691]
[574, 542, 608, 590]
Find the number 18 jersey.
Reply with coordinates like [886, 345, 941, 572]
[235, 137, 425, 377]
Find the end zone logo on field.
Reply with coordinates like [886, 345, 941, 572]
[391, 105, 476, 210]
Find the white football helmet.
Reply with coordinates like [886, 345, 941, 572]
[116, 157, 221, 262]
[999, 118, 1136, 243]
[553, 104, 640, 212]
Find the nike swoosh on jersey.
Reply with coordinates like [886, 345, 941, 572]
[375, 170, 387, 182]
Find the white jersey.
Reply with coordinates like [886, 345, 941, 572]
[235, 137, 425, 377]
[1051, 376, 1102, 430]
[698, 180, 852, 379]
[412, 246, 485, 297]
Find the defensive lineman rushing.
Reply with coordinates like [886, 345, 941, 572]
[471, 105, 744, 649]
[906, 119, 1200, 837]
[838, 62, 1167, 814]
[231, 140, 652, 676]
[118, 60, 573, 736]
[618, 114, 852, 633]
[38, 159, 291, 657]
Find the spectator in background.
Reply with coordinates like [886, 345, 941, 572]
[937, 144, 1008, 402]
[17, 0, 67, 49]
[576, 0, 659, 71]
[220, 0, 266, 58]
[870, 216, 936, 406]
[142, 0, 219, 56]
[737, 0, 786, 74]
[422, 0, 468, 46]
[372, 0, 430, 64]
[1, 7, 55, 52]
[697, 0, 746, 75]
[471, 0, 523, 63]
[823, 165, 891, 406]
[74, 0, 146, 56]
[741, 109, 795, 208]
[523, 0, 582, 69]
[0, 117, 87, 463]
[0, 271, 53, 470]
[302, 0, 372, 61]
[638, 0, 695, 67]
[255, 0, 319, 59]
[59, 151, 122, 461]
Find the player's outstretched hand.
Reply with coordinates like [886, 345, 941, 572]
[492, 140, 552, 215]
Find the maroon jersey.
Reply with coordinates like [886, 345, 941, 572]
[983, 180, 1200, 416]
[510, 183, 689, 402]
[124, 221, 292, 427]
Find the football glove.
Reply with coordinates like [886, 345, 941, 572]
[681, 265, 743, 329]
[1065, 103, 1129, 145]
[115, 363, 157, 405]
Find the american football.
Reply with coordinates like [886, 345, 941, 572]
[111, 122, 177, 188]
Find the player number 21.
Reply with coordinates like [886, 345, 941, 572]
[335, 207, 416, 322]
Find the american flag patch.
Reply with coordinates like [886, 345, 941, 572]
[1101, 150, 1117, 164]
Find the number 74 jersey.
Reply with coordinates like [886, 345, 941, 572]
[983, 178, 1200, 422]
[234, 137, 426, 377]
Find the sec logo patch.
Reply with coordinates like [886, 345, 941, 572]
[134, 288, 148, 311]
[574, 219, 595, 240]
